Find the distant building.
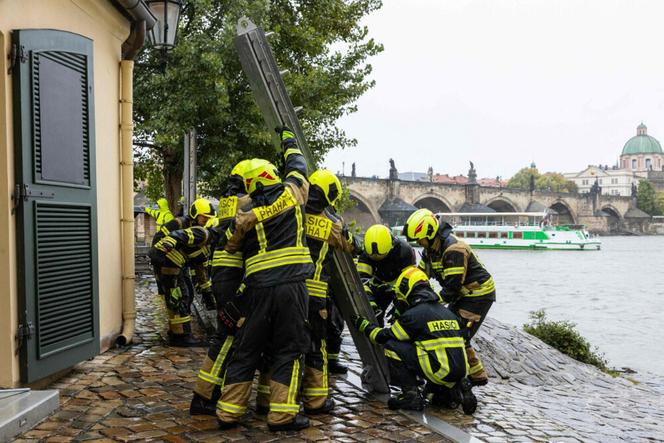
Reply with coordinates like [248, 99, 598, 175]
[433, 174, 469, 185]
[564, 122, 664, 196]
[398, 171, 429, 181]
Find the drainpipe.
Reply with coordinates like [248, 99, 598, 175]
[116, 21, 145, 346]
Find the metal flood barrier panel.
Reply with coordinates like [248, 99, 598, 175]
[234, 17, 390, 393]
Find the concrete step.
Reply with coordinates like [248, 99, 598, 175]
[0, 389, 59, 441]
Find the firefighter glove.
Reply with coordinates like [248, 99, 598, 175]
[274, 125, 295, 141]
[352, 315, 372, 333]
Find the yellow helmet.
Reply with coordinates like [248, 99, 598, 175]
[243, 158, 281, 194]
[309, 169, 342, 206]
[395, 266, 430, 304]
[403, 208, 438, 241]
[231, 159, 253, 180]
[363, 224, 393, 260]
[189, 198, 216, 219]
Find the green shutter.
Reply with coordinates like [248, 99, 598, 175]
[12, 29, 99, 383]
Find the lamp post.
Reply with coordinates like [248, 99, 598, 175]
[146, 0, 183, 50]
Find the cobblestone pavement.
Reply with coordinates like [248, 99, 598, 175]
[15, 277, 450, 443]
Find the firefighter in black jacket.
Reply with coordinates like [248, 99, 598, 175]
[357, 224, 416, 325]
[216, 127, 313, 432]
[353, 266, 476, 414]
[190, 161, 253, 416]
[149, 199, 217, 347]
[403, 208, 495, 386]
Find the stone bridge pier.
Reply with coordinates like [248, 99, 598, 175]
[341, 176, 643, 234]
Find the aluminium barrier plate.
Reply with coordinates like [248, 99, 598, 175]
[234, 17, 390, 393]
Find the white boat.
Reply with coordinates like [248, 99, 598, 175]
[393, 212, 602, 251]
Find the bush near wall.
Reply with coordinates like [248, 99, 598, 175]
[523, 309, 609, 372]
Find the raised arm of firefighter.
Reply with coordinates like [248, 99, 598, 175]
[277, 126, 309, 203]
[437, 247, 468, 304]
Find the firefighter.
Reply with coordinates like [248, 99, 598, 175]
[403, 208, 495, 386]
[190, 161, 253, 416]
[353, 266, 476, 414]
[149, 198, 217, 346]
[216, 127, 313, 432]
[357, 224, 416, 325]
[145, 197, 174, 231]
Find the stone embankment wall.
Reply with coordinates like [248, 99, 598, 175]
[427, 317, 664, 441]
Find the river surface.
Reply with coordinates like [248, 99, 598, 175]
[426, 236, 664, 375]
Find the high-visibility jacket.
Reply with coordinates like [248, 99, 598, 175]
[152, 216, 192, 247]
[145, 198, 174, 230]
[356, 238, 416, 295]
[303, 209, 353, 298]
[362, 286, 468, 386]
[224, 145, 313, 288]
[419, 223, 495, 303]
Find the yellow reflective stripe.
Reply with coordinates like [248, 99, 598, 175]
[245, 247, 312, 276]
[327, 353, 339, 360]
[188, 247, 208, 258]
[197, 370, 223, 386]
[284, 148, 302, 159]
[313, 242, 329, 281]
[256, 222, 268, 254]
[160, 225, 171, 235]
[169, 315, 191, 325]
[369, 327, 380, 344]
[384, 349, 402, 361]
[463, 277, 495, 297]
[186, 229, 195, 245]
[295, 205, 303, 248]
[306, 279, 328, 298]
[417, 337, 466, 350]
[225, 228, 233, 240]
[357, 262, 373, 276]
[287, 359, 300, 405]
[321, 339, 328, 391]
[303, 387, 329, 396]
[199, 280, 212, 290]
[212, 250, 243, 268]
[166, 250, 185, 267]
[210, 336, 234, 377]
[469, 361, 484, 375]
[417, 347, 437, 383]
[218, 401, 247, 414]
[391, 321, 410, 341]
[269, 403, 300, 413]
[257, 384, 271, 395]
[443, 266, 465, 277]
[286, 170, 306, 184]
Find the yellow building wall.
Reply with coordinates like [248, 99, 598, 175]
[0, 0, 131, 387]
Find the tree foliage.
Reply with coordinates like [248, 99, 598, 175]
[636, 180, 662, 215]
[507, 167, 577, 193]
[134, 0, 383, 207]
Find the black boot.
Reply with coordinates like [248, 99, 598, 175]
[268, 414, 310, 432]
[327, 359, 348, 374]
[458, 378, 477, 415]
[189, 392, 217, 416]
[304, 398, 335, 415]
[255, 404, 269, 415]
[168, 333, 206, 347]
[428, 384, 459, 409]
[387, 388, 424, 411]
[217, 419, 239, 430]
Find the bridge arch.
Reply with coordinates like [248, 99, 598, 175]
[600, 205, 623, 233]
[412, 192, 453, 214]
[549, 200, 576, 225]
[484, 196, 521, 212]
[342, 190, 381, 229]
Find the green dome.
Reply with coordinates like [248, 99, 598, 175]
[621, 123, 663, 155]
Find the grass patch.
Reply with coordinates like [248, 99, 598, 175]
[523, 309, 612, 373]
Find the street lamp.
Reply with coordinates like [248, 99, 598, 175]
[146, 0, 183, 50]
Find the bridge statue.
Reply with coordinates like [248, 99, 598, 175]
[389, 158, 398, 180]
[351, 162, 356, 178]
[468, 161, 477, 184]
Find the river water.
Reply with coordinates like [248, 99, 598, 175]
[447, 236, 664, 375]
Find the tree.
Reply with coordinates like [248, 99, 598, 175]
[507, 167, 577, 193]
[134, 0, 383, 207]
[636, 180, 662, 215]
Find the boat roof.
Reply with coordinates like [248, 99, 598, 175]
[437, 212, 549, 217]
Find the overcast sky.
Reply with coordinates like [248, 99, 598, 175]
[321, 0, 664, 180]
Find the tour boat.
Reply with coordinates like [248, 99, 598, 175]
[393, 212, 601, 251]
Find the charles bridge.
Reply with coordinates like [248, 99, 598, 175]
[340, 171, 644, 234]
